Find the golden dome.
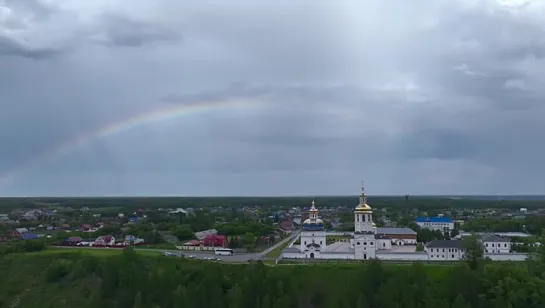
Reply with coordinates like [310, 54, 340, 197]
[354, 203, 373, 213]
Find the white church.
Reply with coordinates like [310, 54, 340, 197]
[281, 184, 423, 261]
[280, 183, 531, 262]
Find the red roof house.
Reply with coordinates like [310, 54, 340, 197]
[184, 240, 201, 246]
[203, 234, 227, 247]
[80, 224, 92, 231]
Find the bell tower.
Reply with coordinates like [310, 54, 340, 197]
[354, 182, 374, 233]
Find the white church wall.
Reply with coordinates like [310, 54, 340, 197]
[320, 253, 355, 260]
[327, 232, 354, 236]
[377, 252, 428, 261]
[281, 252, 305, 259]
[485, 253, 530, 261]
[377, 239, 392, 250]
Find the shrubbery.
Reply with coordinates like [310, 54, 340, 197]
[3, 247, 545, 307]
[45, 259, 74, 282]
[0, 239, 45, 257]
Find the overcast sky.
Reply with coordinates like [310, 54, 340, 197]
[1, 0, 544, 196]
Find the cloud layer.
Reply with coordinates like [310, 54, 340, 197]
[1, 0, 544, 196]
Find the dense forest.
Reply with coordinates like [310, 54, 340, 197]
[3, 247, 545, 308]
[1, 195, 544, 210]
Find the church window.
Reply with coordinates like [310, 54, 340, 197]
[356, 215, 359, 222]
[370, 242, 373, 245]
[362, 215, 366, 222]
[382, 243, 385, 247]
[357, 242, 360, 245]
[451, 254, 454, 258]
[320, 241, 322, 245]
[304, 241, 306, 245]
[364, 242, 367, 245]
[442, 249, 445, 252]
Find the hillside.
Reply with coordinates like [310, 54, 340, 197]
[1, 249, 545, 308]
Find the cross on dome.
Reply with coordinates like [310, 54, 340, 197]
[309, 199, 318, 212]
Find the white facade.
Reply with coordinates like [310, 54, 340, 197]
[281, 183, 411, 261]
[280, 182, 529, 263]
[353, 233, 376, 260]
[416, 219, 455, 232]
[483, 242, 510, 253]
[300, 231, 327, 255]
[426, 243, 465, 261]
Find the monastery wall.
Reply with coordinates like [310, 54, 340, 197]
[485, 253, 530, 261]
[376, 252, 428, 261]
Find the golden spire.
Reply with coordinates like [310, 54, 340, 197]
[355, 181, 372, 212]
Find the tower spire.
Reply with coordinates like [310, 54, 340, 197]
[360, 181, 367, 204]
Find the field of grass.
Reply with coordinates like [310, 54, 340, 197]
[36, 247, 163, 257]
[265, 240, 292, 260]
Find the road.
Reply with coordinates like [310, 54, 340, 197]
[155, 231, 299, 263]
[53, 232, 300, 264]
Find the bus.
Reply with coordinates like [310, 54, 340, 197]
[214, 248, 234, 256]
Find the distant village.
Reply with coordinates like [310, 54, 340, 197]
[0, 196, 543, 262]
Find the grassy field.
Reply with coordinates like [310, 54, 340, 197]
[265, 240, 292, 259]
[36, 247, 163, 257]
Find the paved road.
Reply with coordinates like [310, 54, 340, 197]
[156, 231, 299, 263]
[53, 232, 300, 264]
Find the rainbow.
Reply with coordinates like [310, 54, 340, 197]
[0, 98, 259, 185]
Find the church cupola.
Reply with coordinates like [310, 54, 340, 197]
[303, 199, 324, 231]
[354, 182, 375, 233]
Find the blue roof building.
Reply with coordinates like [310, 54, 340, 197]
[20, 233, 39, 240]
[416, 217, 453, 223]
[416, 217, 455, 233]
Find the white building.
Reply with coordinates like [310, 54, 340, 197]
[353, 188, 377, 260]
[299, 200, 327, 259]
[281, 183, 420, 261]
[416, 217, 455, 233]
[426, 240, 465, 261]
[280, 182, 528, 262]
[481, 234, 510, 253]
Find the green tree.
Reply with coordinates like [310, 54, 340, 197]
[462, 235, 484, 270]
[132, 292, 143, 308]
[451, 228, 460, 238]
[416, 243, 425, 251]
[171, 226, 195, 241]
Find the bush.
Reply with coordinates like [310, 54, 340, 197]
[45, 259, 74, 283]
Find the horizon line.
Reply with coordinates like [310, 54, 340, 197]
[1, 194, 544, 199]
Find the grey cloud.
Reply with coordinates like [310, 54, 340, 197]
[0, 36, 61, 59]
[96, 14, 182, 48]
[2, 0, 545, 195]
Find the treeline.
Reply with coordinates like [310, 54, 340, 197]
[462, 216, 545, 235]
[1, 196, 544, 210]
[3, 247, 545, 308]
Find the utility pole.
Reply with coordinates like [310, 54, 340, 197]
[404, 194, 410, 217]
